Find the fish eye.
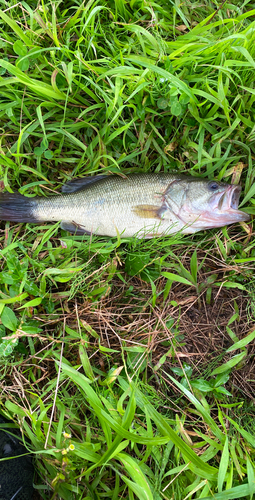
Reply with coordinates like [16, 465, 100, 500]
[208, 181, 219, 191]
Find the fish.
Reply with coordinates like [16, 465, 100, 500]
[0, 174, 250, 238]
[0, 415, 34, 500]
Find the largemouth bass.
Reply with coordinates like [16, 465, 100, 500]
[0, 174, 250, 237]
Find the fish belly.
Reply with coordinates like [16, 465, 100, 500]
[78, 206, 181, 237]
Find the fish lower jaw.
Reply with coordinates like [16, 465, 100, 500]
[177, 209, 250, 230]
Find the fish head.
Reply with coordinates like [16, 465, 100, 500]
[164, 178, 250, 231]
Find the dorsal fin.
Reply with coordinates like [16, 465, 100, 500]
[62, 175, 108, 193]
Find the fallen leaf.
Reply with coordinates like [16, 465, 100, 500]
[175, 25, 188, 32]
[164, 141, 178, 153]
[239, 221, 252, 235]
[175, 295, 197, 305]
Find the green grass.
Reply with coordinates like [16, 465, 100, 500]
[0, 0, 255, 499]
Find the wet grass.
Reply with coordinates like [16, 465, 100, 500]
[0, 1, 255, 499]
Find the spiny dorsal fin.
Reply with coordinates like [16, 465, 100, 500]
[62, 175, 108, 193]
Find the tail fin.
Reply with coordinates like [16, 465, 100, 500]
[0, 192, 39, 223]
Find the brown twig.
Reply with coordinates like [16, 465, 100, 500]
[205, 0, 228, 25]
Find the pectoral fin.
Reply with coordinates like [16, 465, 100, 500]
[132, 204, 167, 219]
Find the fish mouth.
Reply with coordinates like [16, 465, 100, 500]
[218, 185, 241, 210]
[230, 185, 241, 209]
[217, 185, 250, 221]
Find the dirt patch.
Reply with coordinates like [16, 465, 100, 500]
[56, 260, 255, 401]
[1, 244, 254, 407]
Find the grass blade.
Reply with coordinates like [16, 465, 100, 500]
[218, 436, 229, 493]
[0, 10, 32, 46]
[118, 452, 153, 500]
[211, 352, 246, 376]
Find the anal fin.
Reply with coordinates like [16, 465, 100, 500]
[61, 221, 92, 235]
